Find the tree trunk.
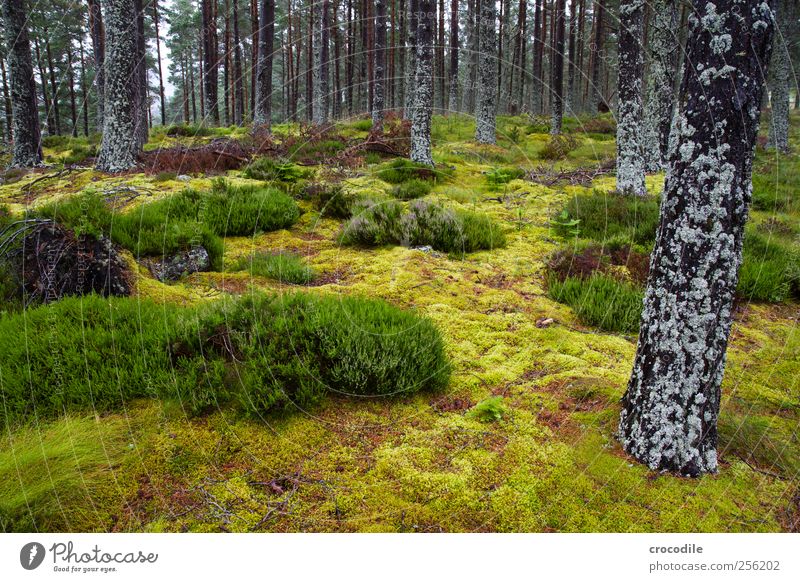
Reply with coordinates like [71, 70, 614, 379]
[202, 0, 220, 125]
[448, 0, 459, 112]
[475, 0, 496, 143]
[768, 0, 790, 152]
[618, 0, 775, 477]
[531, 0, 544, 114]
[254, 0, 274, 127]
[134, 0, 148, 147]
[404, 0, 418, 118]
[44, 33, 61, 135]
[642, 0, 678, 171]
[96, 0, 140, 172]
[223, 0, 231, 125]
[152, 0, 167, 126]
[34, 42, 55, 135]
[233, 0, 245, 124]
[67, 44, 78, 137]
[461, 0, 478, 113]
[437, 0, 445, 112]
[372, 0, 386, 128]
[2, 0, 42, 166]
[312, 0, 330, 123]
[587, 0, 604, 114]
[565, 0, 577, 114]
[1, 48, 14, 143]
[616, 0, 646, 195]
[550, 0, 565, 134]
[79, 38, 89, 136]
[88, 0, 105, 130]
[410, 0, 435, 165]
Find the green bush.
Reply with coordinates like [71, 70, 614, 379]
[234, 251, 315, 285]
[309, 182, 360, 218]
[153, 171, 178, 182]
[540, 134, 580, 160]
[376, 158, 448, 184]
[204, 180, 300, 235]
[244, 157, 312, 183]
[351, 118, 374, 132]
[553, 191, 661, 246]
[751, 163, 800, 213]
[340, 199, 505, 254]
[165, 124, 214, 137]
[42, 135, 70, 149]
[486, 166, 526, 186]
[392, 179, 433, 200]
[468, 396, 506, 423]
[0, 292, 451, 424]
[547, 274, 643, 333]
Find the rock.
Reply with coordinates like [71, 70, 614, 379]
[536, 317, 555, 328]
[147, 246, 210, 282]
[411, 245, 434, 253]
[176, 174, 191, 182]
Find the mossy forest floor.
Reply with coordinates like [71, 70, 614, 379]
[1, 113, 798, 532]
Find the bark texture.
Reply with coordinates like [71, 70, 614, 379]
[2, 0, 43, 167]
[312, 0, 330, 124]
[550, 0, 565, 134]
[372, 0, 387, 128]
[96, 0, 140, 172]
[88, 0, 105, 130]
[254, 0, 275, 127]
[643, 0, 679, 171]
[616, 0, 646, 195]
[475, 0, 497, 144]
[405, 0, 419, 118]
[618, 0, 775, 477]
[410, 0, 435, 165]
[768, 0, 790, 152]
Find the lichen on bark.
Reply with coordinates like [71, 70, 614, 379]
[410, 0, 435, 165]
[618, 0, 775, 477]
[475, 0, 497, 144]
[616, 0, 646, 195]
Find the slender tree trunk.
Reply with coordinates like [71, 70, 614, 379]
[134, 0, 148, 147]
[254, 0, 275, 127]
[251, 0, 258, 119]
[312, 0, 331, 123]
[346, 0, 355, 115]
[448, 0, 459, 112]
[404, 0, 418, 118]
[88, 0, 105, 130]
[437, 0, 445, 112]
[574, 0, 586, 112]
[372, 0, 387, 128]
[550, 0, 565, 134]
[531, 0, 544, 114]
[565, 0, 577, 114]
[642, 0, 678, 170]
[768, 0, 790, 152]
[151, 0, 167, 126]
[587, 0, 604, 114]
[79, 38, 89, 136]
[96, 0, 140, 172]
[223, 0, 232, 125]
[67, 44, 78, 137]
[1, 49, 14, 143]
[44, 33, 61, 135]
[2, 0, 42, 166]
[233, 0, 245, 124]
[616, 0, 646, 195]
[333, 0, 342, 118]
[202, 0, 220, 125]
[619, 0, 775, 477]
[34, 42, 55, 135]
[410, 0, 435, 164]
[461, 0, 478, 113]
[475, 0, 497, 143]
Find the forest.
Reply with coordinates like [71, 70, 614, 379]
[0, 0, 798, 533]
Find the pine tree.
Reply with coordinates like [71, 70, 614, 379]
[2, 0, 43, 167]
[95, 0, 140, 172]
[616, 0, 646, 195]
[619, 0, 775, 477]
[372, 0, 386, 128]
[410, 0, 435, 164]
[254, 0, 274, 127]
[768, 0, 791, 153]
[475, 0, 496, 144]
[550, 0, 565, 134]
[642, 0, 679, 171]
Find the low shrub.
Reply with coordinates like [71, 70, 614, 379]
[153, 171, 178, 182]
[392, 179, 432, 200]
[539, 134, 580, 160]
[468, 396, 506, 423]
[309, 182, 360, 218]
[287, 138, 347, 164]
[547, 243, 651, 287]
[0, 292, 451, 424]
[243, 156, 313, 183]
[486, 166, 526, 187]
[42, 135, 70, 149]
[376, 158, 441, 184]
[204, 180, 300, 235]
[165, 124, 215, 137]
[547, 274, 643, 333]
[340, 199, 505, 254]
[738, 230, 799, 302]
[552, 191, 661, 246]
[580, 115, 616, 135]
[350, 118, 374, 132]
[234, 251, 315, 285]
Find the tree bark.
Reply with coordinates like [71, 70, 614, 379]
[202, 0, 220, 125]
[768, 0, 790, 152]
[616, 0, 646, 195]
[642, 0, 679, 171]
[44, 33, 61, 135]
[531, 0, 544, 114]
[618, 0, 775, 477]
[475, 0, 497, 143]
[404, 0, 419, 118]
[233, 0, 245, 124]
[372, 0, 387, 128]
[587, 0, 604, 114]
[96, 0, 140, 172]
[1, 48, 14, 143]
[254, 0, 274, 127]
[550, 0, 565, 134]
[2, 0, 43, 166]
[448, 0, 459, 112]
[410, 0, 435, 164]
[152, 0, 167, 126]
[312, 0, 330, 123]
[88, 0, 105, 130]
[133, 0, 148, 147]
